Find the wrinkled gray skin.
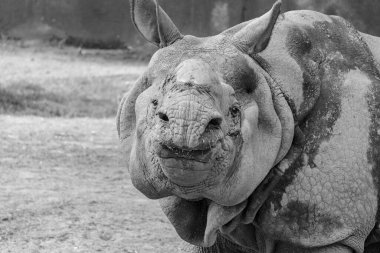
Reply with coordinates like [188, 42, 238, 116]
[117, 0, 380, 252]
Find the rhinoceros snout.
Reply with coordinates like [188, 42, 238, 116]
[157, 110, 223, 131]
[155, 105, 224, 150]
[153, 107, 224, 186]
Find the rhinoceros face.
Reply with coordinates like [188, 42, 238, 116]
[146, 58, 240, 188]
[118, 0, 294, 209]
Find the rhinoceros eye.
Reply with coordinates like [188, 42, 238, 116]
[230, 105, 241, 117]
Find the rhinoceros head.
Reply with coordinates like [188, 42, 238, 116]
[118, 0, 294, 247]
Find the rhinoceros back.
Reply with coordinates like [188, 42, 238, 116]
[255, 10, 380, 252]
[361, 33, 380, 71]
[360, 32, 380, 225]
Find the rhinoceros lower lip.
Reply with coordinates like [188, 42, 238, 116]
[158, 154, 212, 186]
[157, 144, 213, 163]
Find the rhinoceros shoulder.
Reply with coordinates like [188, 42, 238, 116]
[255, 9, 380, 252]
[360, 32, 380, 71]
[259, 9, 378, 120]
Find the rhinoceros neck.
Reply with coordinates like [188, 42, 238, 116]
[250, 54, 296, 165]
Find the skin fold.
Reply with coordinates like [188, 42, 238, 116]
[117, 0, 380, 252]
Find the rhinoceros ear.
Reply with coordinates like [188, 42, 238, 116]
[233, 0, 282, 54]
[130, 0, 183, 47]
[117, 74, 150, 140]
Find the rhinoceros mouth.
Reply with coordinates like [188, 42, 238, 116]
[157, 144, 214, 163]
[155, 143, 217, 186]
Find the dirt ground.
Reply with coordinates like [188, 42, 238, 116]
[0, 43, 182, 253]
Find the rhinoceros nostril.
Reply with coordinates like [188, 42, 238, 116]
[158, 112, 169, 122]
[207, 117, 222, 129]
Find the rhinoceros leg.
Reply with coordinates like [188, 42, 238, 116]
[275, 243, 353, 253]
[364, 224, 380, 253]
[364, 244, 380, 253]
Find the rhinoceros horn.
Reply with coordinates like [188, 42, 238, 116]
[233, 0, 282, 54]
[130, 0, 183, 47]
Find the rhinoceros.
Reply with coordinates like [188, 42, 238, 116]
[117, 0, 380, 252]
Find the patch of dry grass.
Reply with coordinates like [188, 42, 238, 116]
[0, 75, 133, 117]
[0, 42, 146, 118]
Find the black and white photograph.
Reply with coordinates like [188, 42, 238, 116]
[1, 0, 380, 252]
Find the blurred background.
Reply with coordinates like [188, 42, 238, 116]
[0, 1, 379, 252]
[0, 0, 379, 49]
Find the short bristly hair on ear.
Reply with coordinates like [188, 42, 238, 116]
[130, 0, 183, 48]
[233, 0, 282, 55]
